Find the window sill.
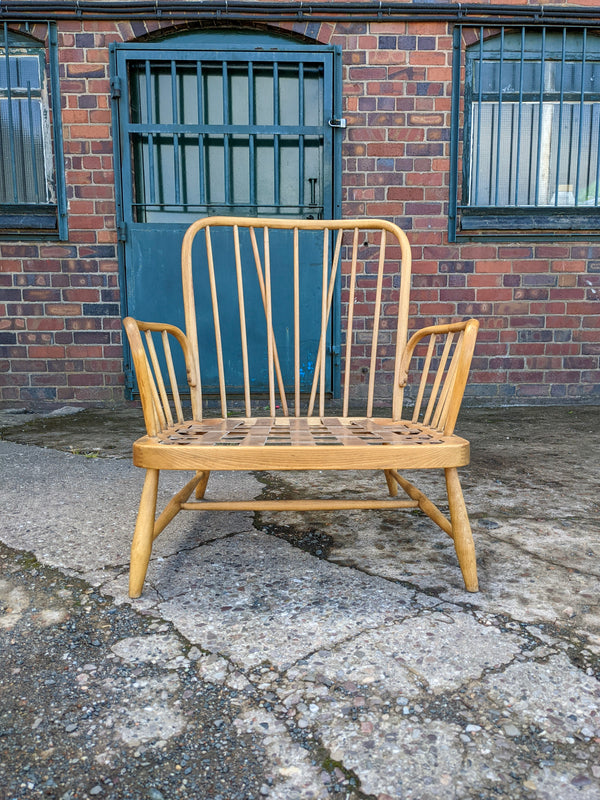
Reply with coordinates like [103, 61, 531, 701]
[0, 204, 60, 239]
[458, 207, 600, 233]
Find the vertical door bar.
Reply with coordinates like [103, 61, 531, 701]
[170, 60, 181, 205]
[144, 60, 156, 206]
[298, 63, 305, 211]
[248, 62, 256, 209]
[273, 62, 280, 208]
[196, 61, 205, 205]
[222, 61, 231, 206]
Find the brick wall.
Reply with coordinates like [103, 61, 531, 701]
[1, 11, 599, 407]
[0, 22, 123, 405]
[334, 19, 600, 404]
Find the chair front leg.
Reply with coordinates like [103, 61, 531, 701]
[129, 468, 160, 598]
[445, 467, 478, 592]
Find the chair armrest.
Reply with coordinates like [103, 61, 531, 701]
[123, 317, 199, 436]
[398, 319, 479, 435]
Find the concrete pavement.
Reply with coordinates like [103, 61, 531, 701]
[1, 404, 599, 799]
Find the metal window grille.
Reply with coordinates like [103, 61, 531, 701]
[128, 56, 326, 222]
[450, 25, 600, 238]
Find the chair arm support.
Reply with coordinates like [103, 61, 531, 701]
[123, 317, 199, 435]
[398, 319, 479, 435]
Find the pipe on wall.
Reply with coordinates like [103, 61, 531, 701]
[1, 1, 600, 27]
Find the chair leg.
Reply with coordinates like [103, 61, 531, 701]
[129, 468, 159, 599]
[444, 467, 479, 592]
[195, 470, 210, 499]
[384, 469, 398, 497]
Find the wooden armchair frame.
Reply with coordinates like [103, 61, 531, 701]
[123, 217, 479, 597]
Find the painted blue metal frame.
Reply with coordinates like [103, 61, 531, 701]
[448, 25, 462, 243]
[112, 31, 342, 396]
[48, 22, 67, 240]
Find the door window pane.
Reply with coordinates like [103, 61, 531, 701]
[130, 56, 326, 220]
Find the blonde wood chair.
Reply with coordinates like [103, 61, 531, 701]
[123, 217, 479, 598]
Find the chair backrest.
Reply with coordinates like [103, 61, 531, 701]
[180, 216, 412, 420]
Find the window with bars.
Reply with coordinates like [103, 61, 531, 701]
[450, 26, 600, 238]
[0, 26, 65, 238]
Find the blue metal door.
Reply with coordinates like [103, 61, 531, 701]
[112, 32, 342, 396]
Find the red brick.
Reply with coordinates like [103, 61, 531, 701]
[546, 343, 580, 356]
[551, 260, 586, 273]
[544, 371, 582, 384]
[509, 316, 545, 328]
[546, 315, 582, 328]
[70, 124, 111, 140]
[30, 296, 72, 317]
[566, 302, 600, 314]
[28, 345, 66, 358]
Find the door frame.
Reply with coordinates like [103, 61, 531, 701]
[110, 29, 344, 397]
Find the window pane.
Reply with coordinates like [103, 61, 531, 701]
[0, 97, 47, 203]
[470, 100, 600, 206]
[0, 55, 41, 91]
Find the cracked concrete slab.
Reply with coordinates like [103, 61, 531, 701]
[284, 612, 524, 696]
[116, 531, 418, 669]
[1, 404, 600, 799]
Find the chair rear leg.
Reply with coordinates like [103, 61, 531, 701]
[195, 470, 210, 499]
[384, 469, 398, 497]
[129, 468, 159, 598]
[444, 467, 479, 592]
